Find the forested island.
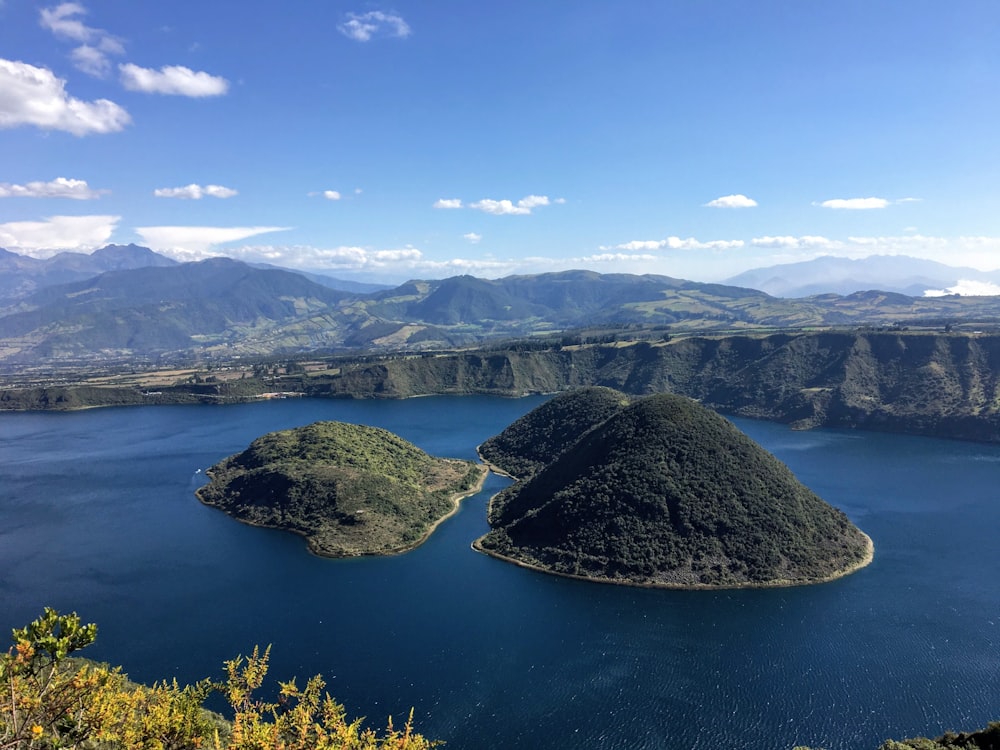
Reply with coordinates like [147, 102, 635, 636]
[197, 421, 486, 556]
[476, 389, 873, 588]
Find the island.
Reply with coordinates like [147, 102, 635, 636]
[196, 420, 487, 556]
[475, 390, 873, 588]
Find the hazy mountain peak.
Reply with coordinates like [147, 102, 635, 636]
[725, 254, 999, 298]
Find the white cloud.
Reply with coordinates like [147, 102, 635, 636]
[470, 199, 530, 216]
[751, 235, 836, 250]
[70, 44, 114, 77]
[135, 226, 290, 258]
[609, 236, 745, 252]
[40, 3, 98, 42]
[924, 280, 1000, 297]
[370, 248, 422, 263]
[338, 11, 411, 42]
[204, 243, 524, 278]
[153, 184, 238, 199]
[0, 177, 105, 199]
[817, 197, 890, 210]
[120, 63, 229, 97]
[0, 214, 119, 255]
[469, 195, 555, 216]
[323, 190, 342, 201]
[439, 195, 558, 215]
[704, 194, 758, 208]
[40, 2, 124, 77]
[613, 240, 665, 252]
[581, 253, 658, 263]
[463, 232, 482, 243]
[214, 243, 424, 271]
[518, 195, 550, 209]
[0, 58, 130, 135]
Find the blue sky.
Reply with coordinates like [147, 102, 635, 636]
[1, 1, 999, 283]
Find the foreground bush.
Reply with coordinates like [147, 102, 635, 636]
[1, 608, 434, 750]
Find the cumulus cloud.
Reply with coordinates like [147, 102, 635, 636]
[433, 198, 463, 209]
[704, 194, 758, 208]
[581, 253, 658, 263]
[200, 243, 524, 278]
[153, 184, 237, 199]
[470, 199, 530, 216]
[338, 11, 411, 42]
[608, 236, 745, 252]
[924, 280, 1000, 297]
[0, 177, 105, 199]
[213, 243, 424, 272]
[751, 235, 835, 249]
[0, 58, 130, 135]
[134, 226, 290, 258]
[469, 195, 555, 216]
[323, 190, 342, 201]
[817, 197, 890, 210]
[40, 2, 124, 77]
[0, 214, 119, 255]
[463, 232, 482, 243]
[518, 195, 550, 209]
[70, 44, 119, 77]
[120, 63, 229, 97]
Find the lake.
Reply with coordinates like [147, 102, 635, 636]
[2, 396, 999, 749]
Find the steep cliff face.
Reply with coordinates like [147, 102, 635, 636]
[313, 333, 1000, 442]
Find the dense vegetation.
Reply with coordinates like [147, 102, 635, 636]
[1, 608, 434, 749]
[477, 386, 630, 478]
[477, 392, 872, 587]
[197, 421, 485, 556]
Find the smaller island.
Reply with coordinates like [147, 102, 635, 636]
[197, 421, 487, 557]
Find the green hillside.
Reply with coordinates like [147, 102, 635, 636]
[477, 386, 630, 479]
[13, 260, 1000, 365]
[477, 393, 872, 587]
[197, 421, 485, 556]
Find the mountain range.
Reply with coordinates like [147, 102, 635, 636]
[725, 254, 1000, 298]
[6, 246, 1000, 366]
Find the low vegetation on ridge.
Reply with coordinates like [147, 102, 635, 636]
[1, 608, 434, 749]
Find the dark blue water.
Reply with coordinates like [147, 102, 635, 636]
[2, 397, 999, 749]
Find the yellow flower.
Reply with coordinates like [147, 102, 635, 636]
[31, 724, 44, 737]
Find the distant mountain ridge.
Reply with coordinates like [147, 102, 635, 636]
[0, 257, 349, 361]
[0, 244, 177, 300]
[0, 245, 393, 302]
[10, 255, 1000, 365]
[725, 255, 1000, 297]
